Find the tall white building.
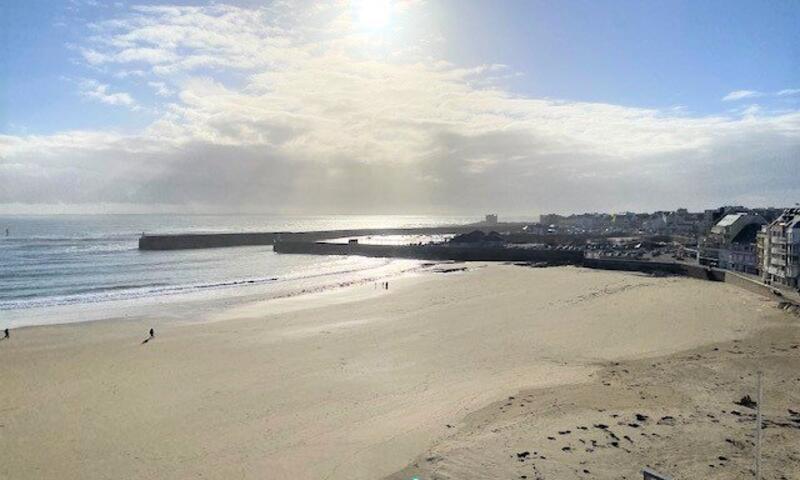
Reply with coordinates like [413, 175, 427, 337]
[701, 212, 765, 272]
[758, 208, 800, 289]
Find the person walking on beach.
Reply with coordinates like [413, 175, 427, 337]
[3, 328, 9, 340]
[142, 328, 155, 345]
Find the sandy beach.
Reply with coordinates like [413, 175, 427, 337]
[1, 264, 797, 479]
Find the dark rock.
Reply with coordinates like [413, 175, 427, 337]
[734, 395, 758, 409]
[657, 416, 676, 426]
[449, 230, 506, 244]
[725, 438, 746, 450]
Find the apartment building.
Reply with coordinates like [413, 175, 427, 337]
[758, 208, 800, 289]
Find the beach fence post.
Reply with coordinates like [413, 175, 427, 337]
[755, 371, 763, 480]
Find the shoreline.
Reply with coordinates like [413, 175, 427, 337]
[1, 265, 796, 479]
[0, 257, 432, 330]
[6, 249, 797, 332]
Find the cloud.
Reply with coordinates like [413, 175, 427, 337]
[147, 81, 174, 97]
[2, 2, 799, 214]
[722, 90, 763, 102]
[79, 79, 137, 108]
[777, 88, 800, 97]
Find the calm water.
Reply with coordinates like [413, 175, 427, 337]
[0, 215, 474, 317]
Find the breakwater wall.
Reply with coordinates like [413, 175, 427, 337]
[139, 232, 278, 250]
[138, 226, 491, 251]
[273, 240, 584, 263]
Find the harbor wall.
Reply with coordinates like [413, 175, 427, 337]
[139, 232, 278, 250]
[137, 226, 524, 251]
[138, 227, 641, 251]
[273, 240, 584, 263]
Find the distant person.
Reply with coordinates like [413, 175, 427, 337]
[3, 328, 8, 339]
[142, 328, 155, 345]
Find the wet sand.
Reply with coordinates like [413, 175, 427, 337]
[0, 264, 796, 479]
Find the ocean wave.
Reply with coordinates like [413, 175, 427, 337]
[0, 276, 281, 310]
[0, 257, 403, 311]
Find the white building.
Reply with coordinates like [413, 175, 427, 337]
[710, 212, 766, 244]
[759, 208, 800, 289]
[701, 212, 766, 272]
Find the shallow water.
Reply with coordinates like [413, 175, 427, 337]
[0, 214, 474, 326]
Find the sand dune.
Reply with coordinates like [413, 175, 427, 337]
[0, 265, 795, 479]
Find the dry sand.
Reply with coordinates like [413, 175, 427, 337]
[0, 264, 797, 479]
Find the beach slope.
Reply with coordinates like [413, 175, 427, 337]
[0, 265, 795, 479]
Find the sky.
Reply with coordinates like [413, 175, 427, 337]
[0, 0, 798, 215]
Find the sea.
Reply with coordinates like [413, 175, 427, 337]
[0, 214, 476, 328]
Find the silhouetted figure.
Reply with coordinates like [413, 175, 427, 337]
[3, 328, 8, 339]
[141, 327, 155, 345]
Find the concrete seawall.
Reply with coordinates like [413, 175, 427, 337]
[139, 232, 279, 250]
[273, 240, 584, 263]
[139, 224, 544, 250]
[582, 258, 726, 281]
[583, 257, 799, 305]
[138, 226, 519, 251]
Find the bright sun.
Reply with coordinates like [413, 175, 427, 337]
[355, 0, 392, 30]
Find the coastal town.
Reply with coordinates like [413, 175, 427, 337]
[515, 206, 800, 293]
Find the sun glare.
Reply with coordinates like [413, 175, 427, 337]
[355, 0, 392, 30]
